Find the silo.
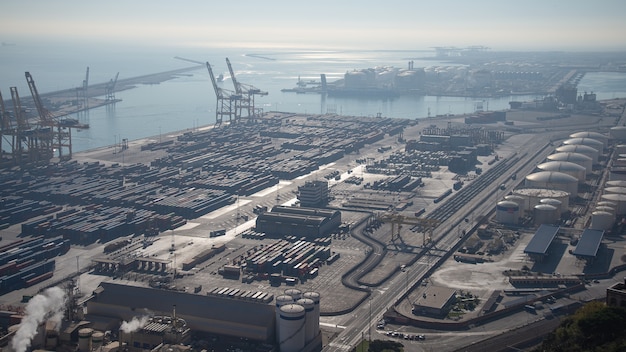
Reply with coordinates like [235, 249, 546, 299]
[302, 291, 321, 340]
[275, 295, 294, 345]
[78, 328, 93, 352]
[590, 211, 615, 231]
[547, 152, 592, 173]
[496, 201, 520, 224]
[278, 304, 306, 352]
[569, 132, 609, 148]
[537, 161, 586, 184]
[534, 204, 559, 226]
[525, 171, 578, 199]
[562, 137, 604, 152]
[296, 298, 316, 344]
[556, 144, 600, 164]
[600, 193, 626, 214]
[540, 198, 563, 215]
[595, 206, 616, 216]
[513, 188, 570, 211]
[610, 126, 626, 141]
[92, 331, 104, 350]
[284, 288, 302, 300]
[604, 187, 626, 195]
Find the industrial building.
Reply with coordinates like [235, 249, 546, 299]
[607, 278, 626, 308]
[412, 286, 457, 317]
[523, 225, 560, 262]
[255, 206, 341, 237]
[297, 180, 329, 207]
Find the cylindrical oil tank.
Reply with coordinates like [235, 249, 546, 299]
[597, 200, 618, 208]
[296, 298, 316, 344]
[547, 152, 592, 173]
[590, 211, 615, 231]
[504, 195, 528, 213]
[569, 132, 609, 148]
[275, 294, 294, 344]
[496, 201, 520, 224]
[606, 180, 626, 188]
[595, 206, 615, 215]
[600, 193, 626, 214]
[537, 161, 586, 184]
[513, 188, 570, 211]
[78, 328, 93, 352]
[278, 304, 306, 352]
[534, 204, 559, 226]
[556, 144, 599, 163]
[284, 288, 302, 300]
[610, 167, 626, 181]
[540, 198, 563, 214]
[562, 137, 604, 152]
[92, 331, 104, 350]
[616, 145, 626, 154]
[613, 158, 626, 167]
[604, 187, 626, 195]
[610, 126, 626, 141]
[302, 291, 320, 339]
[525, 171, 578, 199]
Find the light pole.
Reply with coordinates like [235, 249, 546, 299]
[368, 297, 372, 342]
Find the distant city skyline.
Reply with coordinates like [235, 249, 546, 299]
[2, 0, 626, 51]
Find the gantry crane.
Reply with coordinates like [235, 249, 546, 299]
[206, 61, 241, 126]
[26, 72, 87, 160]
[106, 72, 119, 101]
[81, 66, 89, 109]
[225, 57, 268, 122]
[375, 212, 439, 246]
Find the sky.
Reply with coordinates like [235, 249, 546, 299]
[1, 0, 626, 51]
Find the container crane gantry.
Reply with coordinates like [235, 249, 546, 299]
[206, 61, 241, 126]
[225, 57, 268, 123]
[105, 72, 119, 101]
[375, 212, 439, 246]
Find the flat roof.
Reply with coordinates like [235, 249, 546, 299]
[572, 229, 604, 258]
[413, 286, 456, 310]
[524, 225, 559, 255]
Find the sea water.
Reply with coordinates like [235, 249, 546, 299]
[2, 43, 626, 153]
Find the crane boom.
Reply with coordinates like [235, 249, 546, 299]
[206, 62, 221, 97]
[25, 72, 54, 125]
[0, 89, 10, 131]
[10, 87, 29, 130]
[225, 57, 242, 95]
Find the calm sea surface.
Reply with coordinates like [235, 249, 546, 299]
[2, 43, 626, 152]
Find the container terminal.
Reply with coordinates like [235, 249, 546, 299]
[1, 68, 626, 352]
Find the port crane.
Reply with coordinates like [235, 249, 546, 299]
[225, 57, 268, 122]
[105, 72, 119, 101]
[26, 71, 88, 160]
[375, 212, 439, 246]
[81, 66, 89, 109]
[206, 61, 241, 126]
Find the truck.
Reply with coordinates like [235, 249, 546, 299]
[210, 229, 226, 238]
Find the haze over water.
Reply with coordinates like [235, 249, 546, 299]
[2, 43, 626, 153]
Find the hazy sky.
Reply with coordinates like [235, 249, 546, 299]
[2, 0, 626, 51]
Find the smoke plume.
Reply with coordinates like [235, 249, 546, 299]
[12, 286, 67, 352]
[120, 316, 149, 333]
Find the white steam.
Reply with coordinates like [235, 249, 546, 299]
[120, 316, 149, 333]
[12, 286, 67, 352]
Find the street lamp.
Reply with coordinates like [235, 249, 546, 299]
[368, 297, 372, 342]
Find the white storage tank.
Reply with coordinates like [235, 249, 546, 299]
[613, 158, 626, 167]
[540, 198, 563, 214]
[496, 201, 520, 224]
[569, 132, 609, 148]
[513, 188, 570, 211]
[606, 180, 626, 188]
[595, 206, 615, 216]
[284, 288, 302, 300]
[537, 161, 586, 184]
[525, 171, 578, 199]
[534, 204, 559, 226]
[597, 200, 618, 208]
[92, 331, 104, 350]
[616, 145, 626, 154]
[555, 144, 599, 164]
[547, 152, 593, 173]
[600, 193, 626, 214]
[562, 137, 604, 152]
[504, 195, 528, 212]
[278, 304, 306, 352]
[604, 187, 626, 195]
[302, 291, 321, 340]
[610, 126, 626, 141]
[296, 298, 316, 344]
[609, 167, 626, 181]
[275, 294, 294, 345]
[590, 211, 615, 231]
[78, 328, 93, 352]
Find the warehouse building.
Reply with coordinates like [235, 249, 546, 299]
[255, 206, 341, 237]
